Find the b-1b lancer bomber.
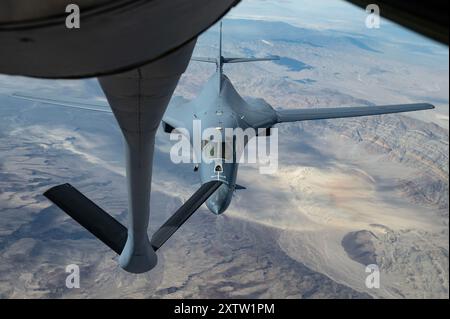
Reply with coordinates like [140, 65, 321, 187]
[9, 22, 434, 274]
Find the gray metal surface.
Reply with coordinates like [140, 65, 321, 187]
[151, 181, 223, 250]
[98, 40, 196, 273]
[43, 183, 128, 255]
[0, 0, 112, 23]
[0, 0, 240, 78]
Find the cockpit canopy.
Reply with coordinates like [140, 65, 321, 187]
[201, 140, 233, 161]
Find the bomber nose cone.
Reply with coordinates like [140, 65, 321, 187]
[207, 200, 225, 215]
[206, 184, 231, 215]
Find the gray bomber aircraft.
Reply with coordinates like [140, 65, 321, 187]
[161, 25, 434, 216]
[12, 22, 435, 273]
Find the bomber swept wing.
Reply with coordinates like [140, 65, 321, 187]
[11, 92, 111, 113]
[238, 99, 434, 130]
[12, 91, 194, 134]
[11, 92, 191, 116]
[274, 103, 434, 124]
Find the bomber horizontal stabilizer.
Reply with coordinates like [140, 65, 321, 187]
[44, 181, 223, 255]
[191, 57, 217, 64]
[223, 56, 280, 63]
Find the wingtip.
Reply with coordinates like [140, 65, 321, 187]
[416, 103, 435, 110]
[422, 103, 436, 110]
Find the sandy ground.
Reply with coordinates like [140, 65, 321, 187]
[226, 134, 448, 298]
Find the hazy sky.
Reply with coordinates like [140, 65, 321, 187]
[229, 0, 366, 30]
[229, 0, 446, 47]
